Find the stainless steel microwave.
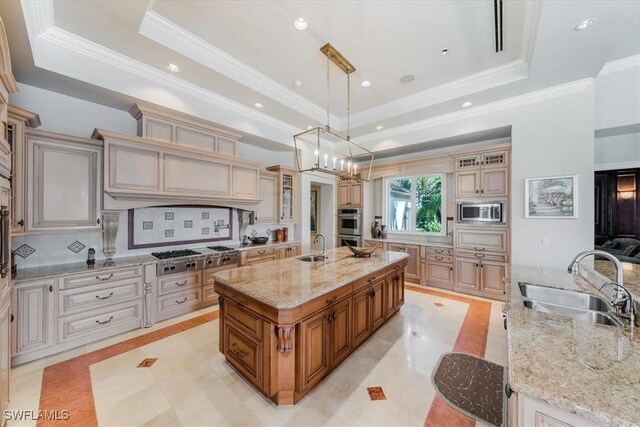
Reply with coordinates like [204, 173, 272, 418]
[457, 201, 506, 224]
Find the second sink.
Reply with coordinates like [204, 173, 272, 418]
[519, 283, 612, 312]
[298, 255, 327, 262]
[522, 300, 623, 327]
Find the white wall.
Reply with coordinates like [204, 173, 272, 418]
[9, 83, 136, 138]
[595, 132, 640, 168]
[595, 63, 640, 131]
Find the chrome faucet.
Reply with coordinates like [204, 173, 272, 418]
[314, 234, 326, 259]
[567, 250, 624, 287]
[600, 282, 636, 327]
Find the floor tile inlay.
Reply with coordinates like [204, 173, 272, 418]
[434, 302, 445, 307]
[136, 358, 158, 368]
[367, 386, 387, 401]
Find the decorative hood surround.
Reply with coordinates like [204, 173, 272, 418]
[237, 209, 255, 243]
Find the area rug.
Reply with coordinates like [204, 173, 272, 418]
[432, 352, 507, 427]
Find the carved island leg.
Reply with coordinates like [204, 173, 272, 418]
[218, 296, 225, 354]
[270, 324, 296, 405]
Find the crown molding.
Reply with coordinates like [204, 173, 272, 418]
[598, 54, 640, 76]
[356, 78, 594, 144]
[520, 0, 542, 65]
[349, 60, 530, 128]
[0, 18, 18, 94]
[19, 0, 54, 40]
[139, 10, 341, 128]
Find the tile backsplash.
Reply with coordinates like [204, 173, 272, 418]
[12, 207, 295, 269]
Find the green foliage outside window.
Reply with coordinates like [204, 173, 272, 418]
[415, 176, 442, 232]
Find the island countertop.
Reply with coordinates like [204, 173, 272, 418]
[213, 246, 409, 309]
[506, 265, 640, 427]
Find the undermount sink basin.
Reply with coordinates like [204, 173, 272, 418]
[518, 283, 612, 312]
[522, 300, 623, 327]
[298, 255, 327, 262]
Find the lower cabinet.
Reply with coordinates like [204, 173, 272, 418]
[277, 243, 301, 259]
[156, 271, 202, 321]
[454, 258, 506, 300]
[424, 262, 454, 289]
[13, 278, 55, 356]
[386, 243, 421, 283]
[224, 320, 264, 390]
[352, 287, 371, 348]
[0, 298, 10, 415]
[513, 392, 604, 427]
[298, 308, 331, 392]
[353, 277, 387, 347]
[329, 297, 352, 366]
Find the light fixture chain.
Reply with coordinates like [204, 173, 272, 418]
[347, 72, 351, 141]
[326, 55, 330, 130]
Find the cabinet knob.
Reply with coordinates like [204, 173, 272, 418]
[97, 218, 101, 225]
[49, 285, 53, 293]
[17, 220, 24, 227]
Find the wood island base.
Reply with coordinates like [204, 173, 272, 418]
[214, 258, 407, 405]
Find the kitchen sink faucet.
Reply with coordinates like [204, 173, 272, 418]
[314, 234, 326, 259]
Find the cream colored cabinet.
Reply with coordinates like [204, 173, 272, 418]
[337, 182, 363, 208]
[130, 103, 240, 156]
[456, 256, 506, 298]
[386, 243, 420, 283]
[455, 150, 508, 199]
[13, 278, 55, 357]
[26, 130, 102, 232]
[455, 228, 509, 253]
[277, 243, 301, 259]
[423, 247, 454, 290]
[454, 259, 481, 292]
[256, 171, 278, 223]
[0, 180, 9, 300]
[515, 393, 604, 427]
[267, 165, 297, 223]
[7, 106, 40, 235]
[0, 297, 9, 415]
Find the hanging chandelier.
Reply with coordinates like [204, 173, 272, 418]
[293, 43, 374, 182]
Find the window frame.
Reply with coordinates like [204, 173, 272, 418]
[383, 173, 446, 236]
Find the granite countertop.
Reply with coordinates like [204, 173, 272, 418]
[214, 246, 409, 309]
[237, 240, 301, 251]
[506, 264, 640, 427]
[13, 255, 157, 283]
[364, 237, 453, 248]
[594, 259, 640, 298]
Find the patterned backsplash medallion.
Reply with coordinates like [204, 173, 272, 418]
[128, 206, 232, 249]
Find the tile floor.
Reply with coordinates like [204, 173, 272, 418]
[8, 286, 507, 426]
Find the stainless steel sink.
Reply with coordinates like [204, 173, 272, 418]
[522, 300, 623, 327]
[298, 255, 327, 262]
[519, 283, 611, 312]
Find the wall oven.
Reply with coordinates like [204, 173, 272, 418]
[338, 234, 363, 247]
[457, 201, 506, 224]
[338, 209, 362, 236]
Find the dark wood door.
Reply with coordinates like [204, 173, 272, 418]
[370, 280, 385, 331]
[383, 277, 395, 318]
[298, 308, 330, 392]
[330, 297, 352, 366]
[594, 172, 613, 244]
[352, 286, 371, 347]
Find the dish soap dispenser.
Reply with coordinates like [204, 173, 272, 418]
[87, 247, 96, 265]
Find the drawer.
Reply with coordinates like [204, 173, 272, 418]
[224, 322, 263, 389]
[426, 247, 453, 256]
[225, 299, 263, 339]
[455, 228, 509, 253]
[385, 261, 405, 276]
[158, 271, 201, 295]
[300, 285, 352, 318]
[202, 284, 219, 306]
[203, 264, 237, 285]
[61, 266, 143, 290]
[156, 288, 202, 321]
[352, 271, 384, 293]
[58, 300, 142, 344]
[426, 253, 453, 264]
[456, 250, 509, 263]
[244, 247, 277, 258]
[58, 277, 143, 316]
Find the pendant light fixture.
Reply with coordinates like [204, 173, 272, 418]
[293, 43, 374, 182]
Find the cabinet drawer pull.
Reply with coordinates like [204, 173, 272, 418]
[435, 249, 443, 254]
[175, 297, 188, 304]
[175, 280, 188, 287]
[17, 219, 24, 227]
[474, 247, 485, 252]
[95, 316, 114, 325]
[230, 343, 249, 359]
[96, 274, 114, 281]
[435, 256, 444, 261]
[326, 295, 337, 305]
[234, 298, 249, 306]
[475, 254, 485, 258]
[95, 292, 114, 300]
[258, 250, 266, 254]
[367, 276, 376, 282]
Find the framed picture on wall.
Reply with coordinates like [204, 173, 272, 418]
[525, 175, 578, 219]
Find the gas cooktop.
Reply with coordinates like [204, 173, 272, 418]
[151, 249, 201, 260]
[207, 245, 236, 252]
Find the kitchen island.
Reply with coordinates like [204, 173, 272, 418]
[213, 247, 408, 405]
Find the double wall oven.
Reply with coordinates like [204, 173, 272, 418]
[338, 208, 362, 247]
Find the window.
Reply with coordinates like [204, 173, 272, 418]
[385, 174, 444, 234]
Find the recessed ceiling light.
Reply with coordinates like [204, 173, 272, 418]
[399, 74, 415, 84]
[575, 18, 594, 31]
[294, 17, 308, 31]
[361, 80, 371, 88]
[440, 48, 449, 56]
[376, 125, 384, 130]
[165, 63, 180, 73]
[307, 125, 314, 130]
[254, 102, 264, 109]
[294, 80, 302, 87]
[462, 101, 472, 108]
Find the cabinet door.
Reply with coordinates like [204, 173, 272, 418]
[288, 244, 300, 258]
[404, 245, 421, 284]
[144, 117, 173, 143]
[395, 271, 405, 307]
[455, 154, 480, 170]
[425, 262, 454, 289]
[370, 280, 385, 331]
[352, 286, 371, 347]
[480, 261, 506, 297]
[455, 259, 480, 291]
[175, 125, 216, 152]
[330, 297, 352, 366]
[27, 136, 101, 232]
[7, 119, 24, 234]
[256, 173, 278, 223]
[455, 171, 480, 198]
[337, 184, 350, 207]
[13, 279, 55, 355]
[383, 277, 396, 318]
[0, 299, 9, 413]
[298, 308, 330, 392]
[280, 172, 295, 223]
[455, 228, 509, 253]
[0, 181, 9, 300]
[481, 168, 508, 198]
[216, 137, 237, 156]
[480, 151, 508, 168]
[349, 183, 363, 208]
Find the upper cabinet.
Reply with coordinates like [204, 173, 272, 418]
[266, 165, 297, 223]
[337, 182, 363, 208]
[94, 129, 261, 207]
[7, 106, 40, 235]
[256, 171, 278, 224]
[26, 130, 102, 233]
[455, 150, 509, 199]
[130, 103, 240, 156]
